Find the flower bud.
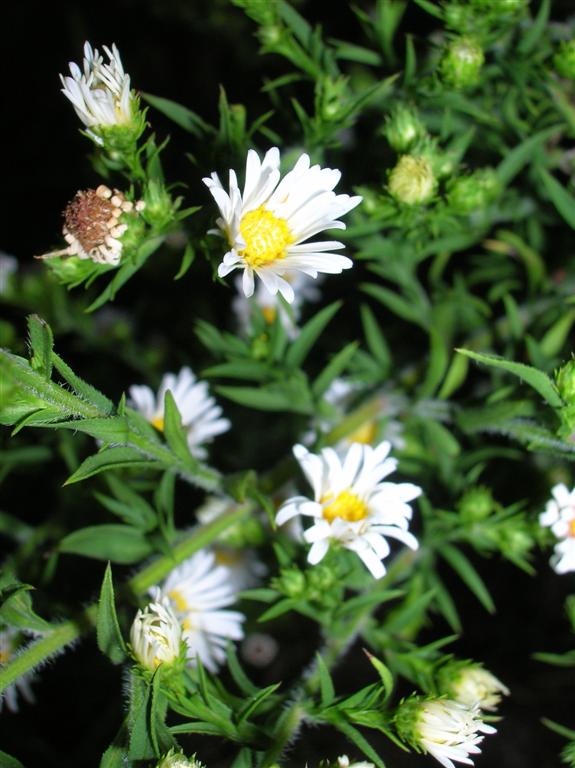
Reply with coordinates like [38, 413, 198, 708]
[335, 756, 375, 768]
[157, 750, 204, 768]
[273, 567, 306, 598]
[437, 661, 509, 711]
[388, 156, 436, 205]
[383, 105, 427, 153]
[469, 0, 527, 10]
[458, 486, 495, 522]
[439, 37, 484, 89]
[130, 600, 182, 670]
[446, 169, 500, 213]
[556, 359, 575, 403]
[555, 41, 575, 80]
[395, 695, 496, 768]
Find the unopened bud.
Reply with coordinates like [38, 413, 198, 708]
[438, 661, 509, 711]
[130, 600, 182, 670]
[388, 156, 436, 205]
[458, 486, 495, 522]
[439, 37, 484, 89]
[447, 169, 499, 213]
[384, 105, 427, 153]
[554, 40, 575, 81]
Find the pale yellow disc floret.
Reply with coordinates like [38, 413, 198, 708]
[152, 414, 165, 432]
[322, 490, 368, 523]
[239, 207, 294, 267]
[347, 420, 377, 445]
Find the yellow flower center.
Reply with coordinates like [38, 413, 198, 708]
[214, 548, 242, 567]
[348, 420, 377, 445]
[322, 490, 368, 523]
[0, 649, 10, 664]
[239, 206, 293, 267]
[151, 414, 165, 432]
[262, 306, 277, 325]
[569, 517, 575, 538]
[168, 589, 189, 614]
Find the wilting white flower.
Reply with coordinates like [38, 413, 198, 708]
[157, 750, 204, 768]
[539, 483, 575, 574]
[129, 367, 230, 459]
[232, 272, 320, 339]
[396, 697, 496, 768]
[130, 600, 182, 670]
[152, 549, 245, 673]
[203, 147, 361, 303]
[276, 441, 421, 579]
[0, 628, 36, 712]
[0, 252, 17, 294]
[441, 662, 509, 712]
[37, 185, 144, 266]
[60, 41, 134, 135]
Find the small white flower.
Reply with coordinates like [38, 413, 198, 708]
[203, 147, 361, 303]
[232, 272, 320, 339]
[129, 367, 230, 459]
[0, 628, 36, 712]
[0, 252, 17, 294]
[130, 600, 182, 670]
[447, 664, 509, 712]
[61, 41, 134, 136]
[276, 441, 421, 579]
[336, 755, 375, 768]
[539, 482, 575, 574]
[403, 698, 496, 768]
[152, 549, 245, 673]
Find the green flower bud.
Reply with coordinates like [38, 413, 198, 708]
[307, 563, 336, 592]
[157, 750, 205, 768]
[555, 40, 575, 81]
[439, 37, 484, 89]
[469, 0, 527, 10]
[318, 76, 349, 121]
[142, 179, 178, 229]
[556, 359, 575, 403]
[384, 105, 427, 153]
[458, 486, 495, 522]
[437, 660, 509, 711]
[446, 169, 500, 213]
[274, 567, 306, 598]
[388, 156, 436, 205]
[443, 4, 476, 32]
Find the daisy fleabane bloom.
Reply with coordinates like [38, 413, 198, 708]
[151, 549, 245, 673]
[395, 697, 496, 768]
[203, 147, 362, 303]
[275, 441, 421, 579]
[0, 628, 36, 712]
[129, 367, 230, 459]
[539, 482, 575, 574]
[60, 42, 136, 137]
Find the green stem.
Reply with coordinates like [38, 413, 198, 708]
[261, 702, 305, 768]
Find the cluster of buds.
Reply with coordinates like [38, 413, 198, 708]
[38, 185, 145, 267]
[439, 37, 484, 89]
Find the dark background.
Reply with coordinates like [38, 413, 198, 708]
[1, 1, 575, 766]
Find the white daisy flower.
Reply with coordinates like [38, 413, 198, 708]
[152, 549, 245, 673]
[539, 482, 575, 574]
[0, 252, 17, 294]
[60, 41, 134, 136]
[397, 697, 496, 768]
[130, 600, 183, 670]
[128, 367, 230, 459]
[336, 756, 375, 768]
[232, 272, 320, 339]
[275, 441, 421, 579]
[0, 628, 36, 712]
[449, 665, 509, 712]
[203, 147, 362, 303]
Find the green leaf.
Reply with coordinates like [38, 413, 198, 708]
[360, 304, 391, 372]
[455, 349, 563, 408]
[97, 564, 127, 664]
[316, 652, 335, 708]
[518, 0, 550, 54]
[237, 682, 281, 723]
[163, 391, 196, 468]
[60, 525, 153, 564]
[203, 360, 271, 382]
[0, 584, 52, 632]
[174, 243, 196, 280]
[495, 128, 558, 187]
[365, 652, 394, 703]
[99, 722, 129, 768]
[418, 328, 449, 399]
[331, 718, 386, 768]
[217, 381, 312, 414]
[537, 167, 575, 230]
[361, 283, 427, 328]
[142, 92, 211, 136]
[540, 309, 575, 358]
[0, 751, 25, 768]
[439, 544, 495, 613]
[128, 673, 157, 760]
[226, 645, 260, 696]
[65, 447, 157, 485]
[312, 342, 358, 397]
[286, 301, 341, 369]
[27, 315, 53, 380]
[427, 572, 462, 633]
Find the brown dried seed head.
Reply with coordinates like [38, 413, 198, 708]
[63, 188, 127, 253]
